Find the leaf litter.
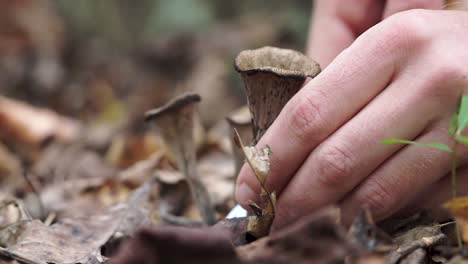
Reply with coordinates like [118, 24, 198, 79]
[0, 2, 467, 263]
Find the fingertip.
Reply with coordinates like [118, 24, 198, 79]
[236, 181, 258, 208]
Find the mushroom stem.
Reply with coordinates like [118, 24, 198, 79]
[235, 46, 321, 143]
[226, 106, 253, 176]
[145, 93, 216, 225]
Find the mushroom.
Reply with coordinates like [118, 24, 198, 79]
[235, 46, 321, 143]
[226, 106, 253, 176]
[145, 92, 216, 225]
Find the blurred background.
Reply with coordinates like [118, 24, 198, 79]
[0, 0, 312, 126]
[0, 0, 313, 223]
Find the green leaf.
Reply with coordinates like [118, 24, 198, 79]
[456, 94, 468, 133]
[381, 138, 452, 153]
[455, 134, 468, 146]
[449, 112, 458, 135]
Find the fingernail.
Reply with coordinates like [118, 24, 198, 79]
[236, 182, 257, 205]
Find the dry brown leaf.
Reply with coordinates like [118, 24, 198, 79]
[111, 226, 242, 264]
[236, 207, 351, 264]
[388, 225, 445, 264]
[0, 206, 124, 264]
[242, 146, 271, 185]
[0, 143, 21, 181]
[445, 0, 468, 10]
[233, 129, 275, 240]
[348, 208, 395, 254]
[444, 196, 468, 243]
[0, 96, 80, 146]
[0, 177, 157, 264]
[354, 253, 389, 264]
[106, 133, 164, 169]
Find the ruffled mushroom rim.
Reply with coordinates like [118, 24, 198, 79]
[234, 46, 321, 79]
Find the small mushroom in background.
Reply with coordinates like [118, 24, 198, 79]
[145, 93, 216, 225]
[226, 106, 252, 177]
[235, 46, 321, 143]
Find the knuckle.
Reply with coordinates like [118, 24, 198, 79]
[419, 63, 466, 101]
[287, 91, 325, 142]
[355, 180, 396, 217]
[315, 144, 354, 188]
[379, 10, 431, 52]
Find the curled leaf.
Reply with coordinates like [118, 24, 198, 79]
[444, 196, 468, 243]
[233, 128, 275, 240]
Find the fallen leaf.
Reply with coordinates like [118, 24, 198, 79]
[0, 206, 125, 264]
[242, 145, 271, 184]
[237, 207, 352, 264]
[0, 96, 80, 146]
[111, 226, 242, 264]
[233, 129, 275, 240]
[348, 208, 395, 253]
[444, 196, 468, 247]
[388, 225, 445, 264]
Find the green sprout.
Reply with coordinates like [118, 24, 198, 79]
[381, 94, 468, 248]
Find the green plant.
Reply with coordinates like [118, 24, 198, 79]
[381, 94, 468, 248]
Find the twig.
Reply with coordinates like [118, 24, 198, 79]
[388, 233, 446, 264]
[44, 212, 56, 226]
[21, 170, 46, 219]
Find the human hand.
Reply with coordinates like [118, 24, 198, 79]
[236, 9, 468, 229]
[307, 0, 444, 66]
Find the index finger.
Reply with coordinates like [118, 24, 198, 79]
[236, 18, 415, 207]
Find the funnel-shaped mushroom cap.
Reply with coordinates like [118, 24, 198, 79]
[145, 93, 201, 122]
[145, 93, 201, 168]
[235, 46, 321, 78]
[235, 46, 321, 143]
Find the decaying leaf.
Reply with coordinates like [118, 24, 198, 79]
[0, 96, 81, 146]
[237, 207, 352, 264]
[444, 196, 468, 243]
[242, 146, 271, 185]
[388, 225, 445, 264]
[348, 208, 395, 254]
[0, 206, 125, 264]
[0, 143, 21, 184]
[0, 175, 158, 264]
[111, 226, 242, 264]
[233, 129, 275, 241]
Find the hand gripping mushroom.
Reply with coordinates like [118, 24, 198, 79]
[145, 93, 216, 225]
[235, 46, 321, 143]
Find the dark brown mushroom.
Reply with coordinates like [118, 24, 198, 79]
[235, 46, 321, 143]
[145, 92, 216, 225]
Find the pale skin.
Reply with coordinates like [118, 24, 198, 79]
[236, 0, 468, 229]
